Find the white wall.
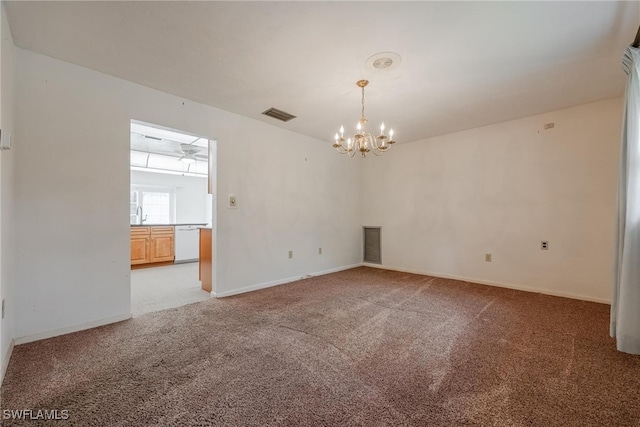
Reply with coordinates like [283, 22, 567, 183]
[130, 169, 208, 224]
[13, 48, 361, 340]
[0, 2, 16, 380]
[362, 98, 622, 303]
[214, 125, 362, 296]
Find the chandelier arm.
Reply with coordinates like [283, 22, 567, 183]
[335, 145, 348, 154]
[370, 135, 381, 149]
[368, 132, 388, 152]
[370, 146, 384, 156]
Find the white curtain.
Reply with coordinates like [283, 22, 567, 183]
[611, 46, 640, 354]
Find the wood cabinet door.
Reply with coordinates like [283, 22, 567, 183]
[131, 236, 150, 265]
[199, 228, 212, 292]
[150, 234, 174, 263]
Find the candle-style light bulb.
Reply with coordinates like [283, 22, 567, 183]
[347, 138, 352, 149]
[339, 125, 344, 136]
[334, 133, 339, 141]
[357, 122, 361, 131]
[389, 128, 394, 139]
[380, 122, 385, 133]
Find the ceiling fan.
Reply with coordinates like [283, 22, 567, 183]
[177, 143, 202, 164]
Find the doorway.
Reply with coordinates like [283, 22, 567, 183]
[129, 120, 216, 316]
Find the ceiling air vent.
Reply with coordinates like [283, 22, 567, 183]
[261, 107, 297, 122]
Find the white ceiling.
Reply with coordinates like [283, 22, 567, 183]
[5, 1, 639, 144]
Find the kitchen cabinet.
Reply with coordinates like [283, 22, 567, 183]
[149, 226, 175, 263]
[130, 226, 175, 266]
[131, 227, 151, 265]
[199, 228, 212, 292]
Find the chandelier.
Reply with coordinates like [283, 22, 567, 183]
[333, 80, 395, 157]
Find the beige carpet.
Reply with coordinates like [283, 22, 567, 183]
[131, 262, 210, 316]
[2, 267, 639, 426]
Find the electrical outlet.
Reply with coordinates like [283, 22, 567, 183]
[318, 247, 322, 255]
[485, 253, 492, 262]
[288, 250, 293, 259]
[229, 194, 237, 208]
[541, 241, 549, 250]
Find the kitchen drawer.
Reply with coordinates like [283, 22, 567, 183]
[151, 226, 174, 234]
[131, 227, 150, 236]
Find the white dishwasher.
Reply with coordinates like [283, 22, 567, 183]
[174, 225, 200, 263]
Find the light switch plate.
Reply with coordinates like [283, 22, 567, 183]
[229, 194, 237, 208]
[0, 130, 11, 151]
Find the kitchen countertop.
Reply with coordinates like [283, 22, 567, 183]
[130, 223, 208, 227]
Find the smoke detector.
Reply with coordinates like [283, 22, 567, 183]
[365, 52, 401, 71]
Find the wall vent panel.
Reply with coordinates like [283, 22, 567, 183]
[363, 227, 382, 264]
[261, 107, 297, 122]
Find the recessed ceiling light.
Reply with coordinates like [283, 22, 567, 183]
[365, 52, 401, 71]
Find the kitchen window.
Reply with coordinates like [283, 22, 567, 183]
[130, 185, 176, 224]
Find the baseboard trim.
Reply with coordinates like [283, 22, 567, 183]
[14, 313, 132, 345]
[1, 338, 15, 385]
[174, 258, 198, 264]
[213, 263, 362, 298]
[362, 263, 611, 304]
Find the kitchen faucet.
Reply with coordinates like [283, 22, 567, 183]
[135, 206, 147, 224]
